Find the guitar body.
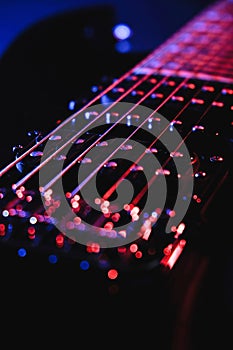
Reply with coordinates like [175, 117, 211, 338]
[0, 1, 232, 348]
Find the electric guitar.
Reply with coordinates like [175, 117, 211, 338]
[0, 0, 232, 347]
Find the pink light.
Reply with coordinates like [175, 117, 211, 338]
[108, 269, 118, 280]
[212, 101, 224, 107]
[104, 222, 114, 230]
[161, 240, 186, 269]
[26, 195, 32, 202]
[130, 243, 138, 253]
[142, 228, 152, 240]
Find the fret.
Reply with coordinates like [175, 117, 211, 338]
[133, 0, 233, 83]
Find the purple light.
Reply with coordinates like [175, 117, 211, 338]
[113, 24, 132, 40]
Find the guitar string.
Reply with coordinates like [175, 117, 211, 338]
[63, 6, 232, 201]
[63, 70, 226, 221]
[13, 39, 219, 194]
[68, 77, 190, 198]
[131, 89, 224, 207]
[74, 81, 222, 214]
[3, 2, 225, 191]
[101, 86, 206, 202]
[40, 74, 176, 194]
[0, 48, 157, 178]
[13, 73, 171, 191]
[11, 26, 195, 190]
[11, 27, 193, 190]
[12, 26, 212, 193]
[41, 28, 225, 197]
[90, 88, 224, 229]
[13, 20, 204, 190]
[0, 0, 210, 179]
[12, 71, 158, 190]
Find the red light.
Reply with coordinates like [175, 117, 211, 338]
[28, 226, 35, 235]
[108, 269, 118, 280]
[163, 247, 172, 256]
[0, 223, 6, 236]
[86, 242, 100, 253]
[112, 213, 120, 222]
[118, 247, 127, 254]
[56, 234, 64, 248]
[149, 78, 157, 84]
[27, 226, 36, 239]
[135, 251, 142, 259]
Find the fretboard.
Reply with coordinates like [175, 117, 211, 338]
[133, 0, 233, 84]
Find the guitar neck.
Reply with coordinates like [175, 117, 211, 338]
[133, 0, 233, 84]
[0, 0, 232, 292]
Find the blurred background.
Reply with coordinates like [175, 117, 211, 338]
[0, 0, 216, 56]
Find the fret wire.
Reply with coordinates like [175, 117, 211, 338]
[4, 0, 232, 193]
[52, 67, 225, 199]
[66, 77, 189, 198]
[40, 75, 171, 194]
[0, 53, 155, 178]
[101, 85, 206, 202]
[132, 89, 224, 207]
[137, 0, 232, 82]
[1, 0, 226, 178]
[15, 66, 224, 195]
[1, 0, 212, 178]
[12, 72, 159, 190]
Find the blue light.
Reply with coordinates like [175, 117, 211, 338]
[18, 248, 26, 257]
[115, 40, 131, 53]
[91, 86, 98, 93]
[68, 100, 76, 110]
[80, 260, 90, 271]
[113, 24, 132, 40]
[48, 254, 58, 264]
